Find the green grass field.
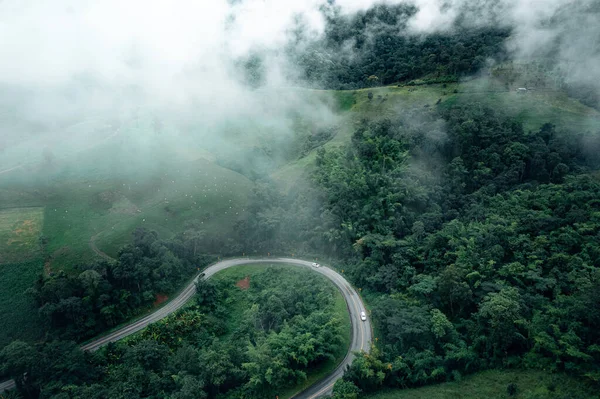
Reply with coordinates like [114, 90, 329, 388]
[0, 155, 253, 271]
[210, 263, 352, 399]
[41, 157, 253, 269]
[363, 369, 598, 399]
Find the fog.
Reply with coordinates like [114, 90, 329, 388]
[0, 0, 343, 176]
[410, 0, 600, 93]
[0, 0, 598, 179]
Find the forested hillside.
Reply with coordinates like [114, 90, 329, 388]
[202, 99, 600, 396]
[311, 105, 600, 395]
[2, 1, 600, 398]
[290, 3, 510, 89]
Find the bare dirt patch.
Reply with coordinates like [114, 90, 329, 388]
[235, 276, 251, 290]
[154, 294, 169, 307]
[0, 207, 44, 263]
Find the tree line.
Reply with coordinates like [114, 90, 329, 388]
[288, 3, 510, 89]
[307, 105, 600, 396]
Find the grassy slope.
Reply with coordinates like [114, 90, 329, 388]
[364, 369, 598, 399]
[0, 207, 46, 346]
[0, 150, 253, 271]
[210, 263, 352, 399]
[272, 77, 600, 185]
[0, 119, 255, 343]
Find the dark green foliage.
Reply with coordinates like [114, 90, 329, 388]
[231, 180, 337, 257]
[312, 104, 600, 391]
[507, 382, 518, 396]
[2, 267, 344, 399]
[290, 4, 510, 89]
[332, 379, 361, 399]
[300, 126, 338, 157]
[0, 340, 98, 398]
[26, 228, 216, 341]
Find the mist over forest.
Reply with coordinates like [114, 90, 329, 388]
[0, 1, 600, 399]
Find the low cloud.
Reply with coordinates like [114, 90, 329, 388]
[0, 0, 598, 154]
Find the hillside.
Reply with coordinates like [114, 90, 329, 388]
[273, 76, 600, 186]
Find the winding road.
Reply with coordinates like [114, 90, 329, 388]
[1, 258, 372, 398]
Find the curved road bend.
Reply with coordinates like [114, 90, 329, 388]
[1, 258, 372, 398]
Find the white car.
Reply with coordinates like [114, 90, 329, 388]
[312, 262, 320, 268]
[360, 311, 367, 321]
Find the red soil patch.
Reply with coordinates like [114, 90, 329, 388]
[236, 276, 250, 290]
[12, 219, 36, 236]
[153, 294, 169, 306]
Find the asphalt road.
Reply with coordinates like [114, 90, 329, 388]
[1, 258, 372, 397]
[0, 379, 15, 392]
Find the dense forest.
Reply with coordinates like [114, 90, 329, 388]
[202, 101, 600, 396]
[27, 229, 215, 341]
[289, 3, 510, 89]
[1, 268, 344, 398]
[311, 106, 600, 395]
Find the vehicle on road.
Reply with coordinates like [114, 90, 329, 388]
[312, 262, 320, 267]
[360, 311, 367, 321]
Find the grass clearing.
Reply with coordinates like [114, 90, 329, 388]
[211, 263, 352, 399]
[0, 157, 254, 271]
[364, 369, 598, 399]
[0, 207, 44, 263]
